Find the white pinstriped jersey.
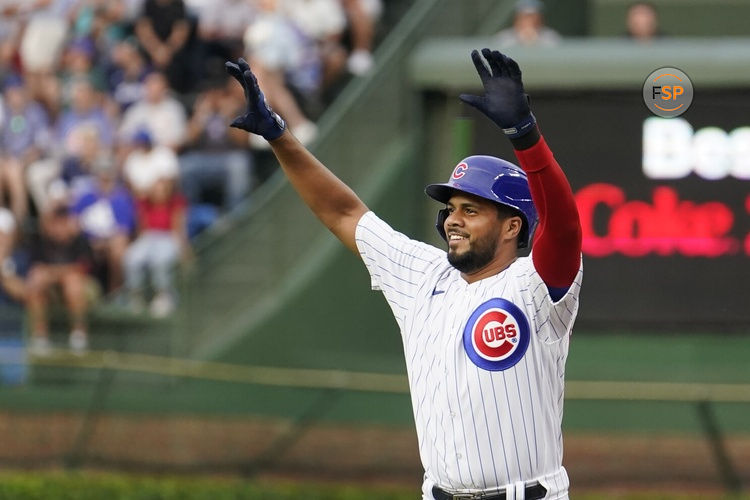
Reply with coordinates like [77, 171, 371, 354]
[355, 211, 583, 499]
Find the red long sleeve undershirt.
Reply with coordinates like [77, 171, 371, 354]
[513, 135, 582, 289]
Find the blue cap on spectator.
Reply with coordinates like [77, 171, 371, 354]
[132, 129, 153, 147]
[4, 73, 24, 89]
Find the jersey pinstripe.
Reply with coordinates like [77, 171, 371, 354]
[355, 211, 583, 499]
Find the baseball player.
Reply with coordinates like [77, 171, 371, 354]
[226, 48, 582, 499]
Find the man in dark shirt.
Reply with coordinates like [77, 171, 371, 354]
[27, 204, 94, 356]
[135, 0, 195, 93]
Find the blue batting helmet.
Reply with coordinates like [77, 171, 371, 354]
[425, 155, 538, 248]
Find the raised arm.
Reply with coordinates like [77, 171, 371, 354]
[460, 49, 582, 296]
[225, 59, 368, 254]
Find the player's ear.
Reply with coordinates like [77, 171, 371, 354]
[504, 216, 522, 241]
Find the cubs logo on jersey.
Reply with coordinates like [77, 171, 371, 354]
[463, 298, 530, 371]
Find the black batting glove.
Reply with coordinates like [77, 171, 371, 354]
[225, 58, 286, 141]
[459, 48, 536, 139]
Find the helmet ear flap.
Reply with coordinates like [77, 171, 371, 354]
[435, 208, 449, 242]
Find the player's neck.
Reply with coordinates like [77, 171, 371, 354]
[460, 253, 518, 284]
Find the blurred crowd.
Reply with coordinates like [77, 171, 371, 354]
[495, 0, 663, 48]
[0, 0, 383, 358]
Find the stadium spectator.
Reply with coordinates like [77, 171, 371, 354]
[243, 0, 318, 147]
[61, 125, 108, 192]
[71, 0, 133, 51]
[0, 74, 52, 221]
[341, 0, 382, 76]
[135, 0, 196, 93]
[119, 72, 187, 150]
[495, 0, 561, 48]
[26, 123, 104, 216]
[70, 156, 136, 294]
[19, 0, 79, 71]
[0, 207, 29, 384]
[179, 77, 252, 213]
[26, 201, 94, 356]
[57, 78, 116, 149]
[106, 38, 152, 113]
[283, 0, 348, 89]
[123, 129, 180, 198]
[19, 0, 81, 116]
[123, 172, 190, 318]
[625, 1, 662, 42]
[58, 37, 108, 103]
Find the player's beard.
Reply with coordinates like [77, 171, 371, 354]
[447, 229, 501, 274]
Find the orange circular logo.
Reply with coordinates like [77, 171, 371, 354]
[642, 67, 693, 118]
